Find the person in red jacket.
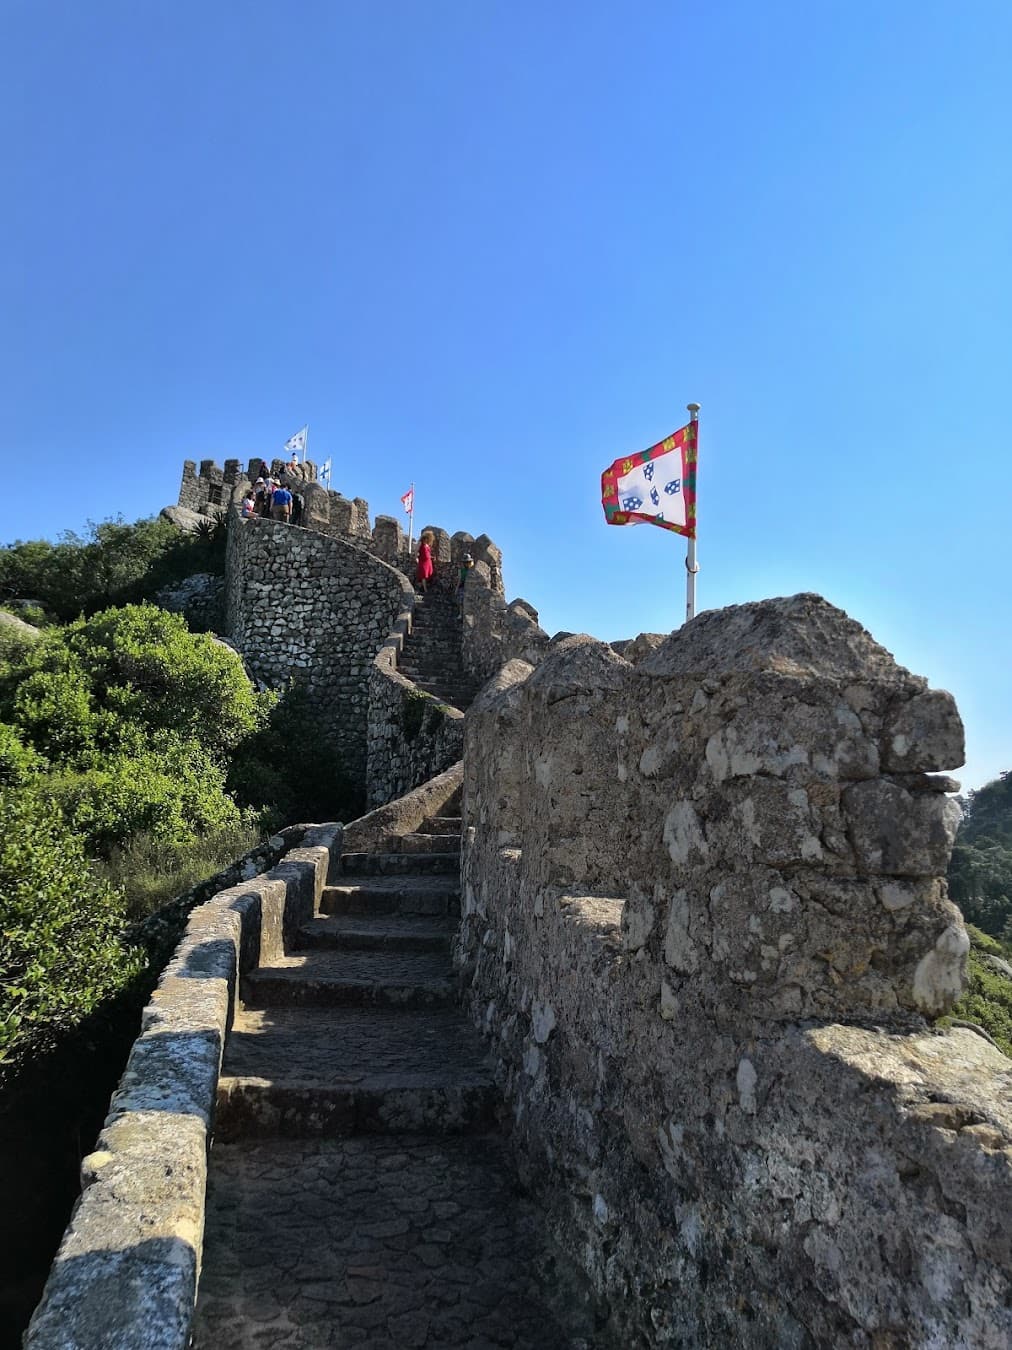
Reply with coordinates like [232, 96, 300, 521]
[416, 530, 435, 592]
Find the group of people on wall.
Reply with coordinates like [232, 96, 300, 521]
[241, 472, 304, 526]
[238, 471, 475, 599]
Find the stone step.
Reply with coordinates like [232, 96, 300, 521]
[242, 949, 456, 1009]
[417, 815, 462, 834]
[193, 1134, 605, 1347]
[322, 876, 460, 917]
[296, 914, 454, 952]
[214, 1006, 495, 1140]
[384, 831, 460, 855]
[339, 850, 459, 876]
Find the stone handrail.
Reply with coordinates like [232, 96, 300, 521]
[25, 824, 341, 1349]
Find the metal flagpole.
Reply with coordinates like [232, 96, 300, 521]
[303, 425, 309, 466]
[406, 483, 415, 555]
[685, 402, 700, 622]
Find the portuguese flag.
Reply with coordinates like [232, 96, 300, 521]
[601, 420, 698, 539]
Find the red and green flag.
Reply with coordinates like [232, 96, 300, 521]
[601, 420, 698, 539]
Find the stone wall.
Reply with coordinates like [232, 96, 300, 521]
[461, 564, 549, 685]
[458, 595, 1012, 1349]
[224, 516, 413, 785]
[25, 825, 340, 1350]
[366, 626, 465, 807]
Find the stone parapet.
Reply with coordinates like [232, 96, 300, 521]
[365, 617, 465, 808]
[457, 595, 1012, 1348]
[25, 825, 341, 1350]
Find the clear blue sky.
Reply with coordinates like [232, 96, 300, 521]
[1, 1, 1009, 792]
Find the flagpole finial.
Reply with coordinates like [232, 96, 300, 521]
[687, 402, 701, 420]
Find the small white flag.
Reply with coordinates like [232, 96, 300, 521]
[320, 458, 332, 486]
[284, 425, 308, 456]
[400, 486, 414, 515]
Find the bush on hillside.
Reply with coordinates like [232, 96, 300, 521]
[0, 785, 145, 1085]
[0, 605, 268, 859]
[949, 771, 1012, 943]
[938, 925, 1012, 1057]
[91, 819, 265, 921]
[0, 515, 227, 623]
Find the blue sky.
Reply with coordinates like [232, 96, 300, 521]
[1, 1, 1009, 792]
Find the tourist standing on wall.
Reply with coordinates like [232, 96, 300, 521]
[271, 481, 293, 523]
[241, 491, 256, 519]
[416, 530, 435, 592]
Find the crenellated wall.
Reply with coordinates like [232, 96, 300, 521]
[457, 595, 1012, 1349]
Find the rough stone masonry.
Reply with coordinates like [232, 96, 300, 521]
[459, 594, 1012, 1349]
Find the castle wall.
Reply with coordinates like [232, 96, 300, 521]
[225, 516, 412, 785]
[458, 595, 1012, 1349]
[366, 634, 465, 808]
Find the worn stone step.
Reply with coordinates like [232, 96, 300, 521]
[214, 1007, 495, 1139]
[384, 831, 460, 855]
[418, 815, 462, 834]
[193, 1134, 606, 1347]
[296, 914, 453, 952]
[340, 850, 459, 876]
[322, 876, 460, 917]
[242, 949, 456, 1009]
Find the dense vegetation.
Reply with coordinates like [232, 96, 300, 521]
[0, 515, 362, 1090]
[948, 772, 1012, 945]
[0, 515, 226, 623]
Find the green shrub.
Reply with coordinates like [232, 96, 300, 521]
[0, 723, 45, 788]
[91, 819, 264, 921]
[938, 927, 1012, 1057]
[0, 515, 228, 622]
[0, 785, 145, 1083]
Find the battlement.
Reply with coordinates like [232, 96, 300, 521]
[177, 458, 505, 596]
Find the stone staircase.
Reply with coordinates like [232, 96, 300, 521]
[191, 799, 606, 1349]
[398, 587, 479, 712]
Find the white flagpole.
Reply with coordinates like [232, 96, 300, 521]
[303, 424, 309, 465]
[685, 402, 700, 622]
[406, 483, 415, 555]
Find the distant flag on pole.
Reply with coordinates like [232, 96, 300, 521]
[601, 420, 698, 538]
[400, 486, 415, 516]
[284, 425, 308, 459]
[320, 457, 332, 487]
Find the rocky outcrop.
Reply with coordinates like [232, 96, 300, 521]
[155, 572, 224, 632]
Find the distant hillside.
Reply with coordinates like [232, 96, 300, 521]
[949, 772, 1012, 943]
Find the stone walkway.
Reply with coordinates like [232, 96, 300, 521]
[192, 802, 607, 1349]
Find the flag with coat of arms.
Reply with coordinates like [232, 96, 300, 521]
[601, 420, 697, 538]
[400, 486, 415, 515]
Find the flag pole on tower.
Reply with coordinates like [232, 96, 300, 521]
[685, 403, 700, 622]
[401, 483, 415, 554]
[600, 402, 700, 626]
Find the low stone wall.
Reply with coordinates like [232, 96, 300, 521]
[458, 596, 1012, 1349]
[25, 825, 341, 1350]
[345, 761, 462, 853]
[365, 619, 464, 809]
[225, 515, 413, 784]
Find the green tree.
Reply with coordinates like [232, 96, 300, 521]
[948, 772, 1012, 940]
